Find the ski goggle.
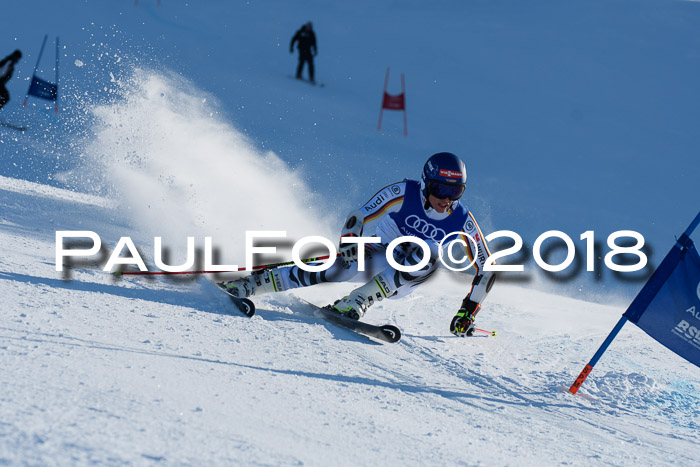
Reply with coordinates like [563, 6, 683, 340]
[427, 181, 465, 200]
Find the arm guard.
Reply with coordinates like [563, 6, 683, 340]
[339, 209, 365, 265]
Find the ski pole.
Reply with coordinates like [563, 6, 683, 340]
[113, 254, 341, 276]
[474, 327, 497, 337]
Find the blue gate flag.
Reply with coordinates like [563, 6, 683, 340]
[570, 211, 700, 394]
[27, 75, 57, 101]
[623, 235, 700, 368]
[23, 35, 60, 111]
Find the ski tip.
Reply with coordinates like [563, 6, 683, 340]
[380, 325, 402, 343]
[491, 330, 497, 337]
[237, 297, 256, 317]
[215, 280, 256, 317]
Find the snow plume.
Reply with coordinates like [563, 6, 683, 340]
[82, 69, 336, 266]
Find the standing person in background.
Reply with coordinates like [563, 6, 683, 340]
[0, 50, 22, 111]
[290, 22, 317, 84]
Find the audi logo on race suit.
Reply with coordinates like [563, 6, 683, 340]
[404, 215, 447, 241]
[362, 183, 405, 214]
[363, 192, 387, 212]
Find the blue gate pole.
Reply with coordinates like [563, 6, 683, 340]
[24, 35, 48, 107]
[54, 36, 59, 113]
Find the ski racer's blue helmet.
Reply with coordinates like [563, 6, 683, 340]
[421, 152, 467, 201]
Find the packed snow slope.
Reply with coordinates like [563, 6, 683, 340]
[1, 176, 699, 465]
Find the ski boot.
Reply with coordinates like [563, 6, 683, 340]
[331, 277, 391, 320]
[221, 270, 284, 298]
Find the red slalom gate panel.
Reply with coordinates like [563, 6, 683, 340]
[377, 67, 407, 136]
[381, 92, 405, 110]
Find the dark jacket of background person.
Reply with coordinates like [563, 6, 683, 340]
[290, 23, 317, 58]
[0, 50, 22, 110]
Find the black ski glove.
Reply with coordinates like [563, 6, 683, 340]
[450, 298, 481, 337]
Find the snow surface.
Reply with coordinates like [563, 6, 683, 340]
[1, 0, 699, 465]
[1, 179, 698, 465]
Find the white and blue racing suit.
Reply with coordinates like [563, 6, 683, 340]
[264, 179, 495, 311]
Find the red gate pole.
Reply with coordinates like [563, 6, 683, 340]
[401, 73, 407, 136]
[377, 67, 390, 131]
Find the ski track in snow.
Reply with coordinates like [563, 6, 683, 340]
[1, 181, 698, 465]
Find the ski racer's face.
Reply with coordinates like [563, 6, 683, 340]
[428, 194, 452, 213]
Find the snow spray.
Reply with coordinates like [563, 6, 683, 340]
[79, 69, 335, 265]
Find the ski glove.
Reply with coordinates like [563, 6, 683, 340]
[450, 298, 481, 337]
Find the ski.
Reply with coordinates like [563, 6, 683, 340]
[213, 282, 400, 343]
[287, 75, 325, 88]
[0, 121, 27, 132]
[215, 282, 256, 317]
[299, 299, 401, 343]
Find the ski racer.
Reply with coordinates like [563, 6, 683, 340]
[224, 152, 495, 337]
